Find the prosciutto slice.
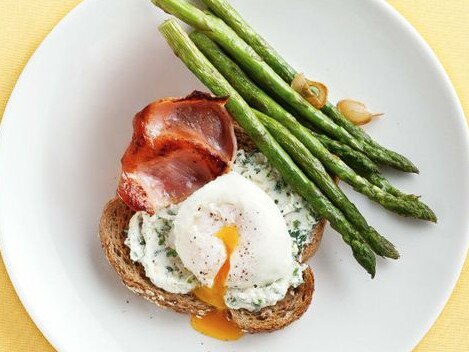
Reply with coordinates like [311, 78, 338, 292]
[118, 91, 237, 214]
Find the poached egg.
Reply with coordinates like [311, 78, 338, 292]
[172, 172, 295, 340]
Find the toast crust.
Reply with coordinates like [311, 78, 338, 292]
[99, 128, 325, 333]
[230, 266, 314, 333]
[99, 197, 214, 316]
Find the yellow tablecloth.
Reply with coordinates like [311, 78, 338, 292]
[0, 0, 468, 351]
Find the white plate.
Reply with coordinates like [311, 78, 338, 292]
[1, 0, 468, 351]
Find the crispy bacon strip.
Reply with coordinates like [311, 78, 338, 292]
[117, 91, 237, 214]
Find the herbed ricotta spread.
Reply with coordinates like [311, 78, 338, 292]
[233, 149, 319, 256]
[125, 149, 319, 311]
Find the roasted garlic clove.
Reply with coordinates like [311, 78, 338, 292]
[337, 99, 383, 125]
[291, 73, 328, 109]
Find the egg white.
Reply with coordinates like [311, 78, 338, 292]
[173, 171, 294, 289]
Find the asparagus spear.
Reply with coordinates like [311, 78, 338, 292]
[309, 130, 379, 175]
[152, 0, 369, 152]
[365, 172, 419, 200]
[190, 31, 436, 222]
[311, 132, 418, 199]
[303, 127, 418, 200]
[256, 111, 399, 258]
[159, 19, 376, 276]
[298, 117, 418, 198]
[201, 0, 419, 173]
[322, 104, 418, 173]
[201, 0, 295, 83]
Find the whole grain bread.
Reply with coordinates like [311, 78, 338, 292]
[99, 128, 325, 333]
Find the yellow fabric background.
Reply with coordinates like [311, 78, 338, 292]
[0, 0, 467, 350]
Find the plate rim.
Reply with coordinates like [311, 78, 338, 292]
[373, 2, 469, 350]
[0, 1, 92, 351]
[0, 0, 468, 351]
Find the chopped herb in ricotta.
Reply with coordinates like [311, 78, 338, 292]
[233, 149, 319, 255]
[224, 262, 306, 311]
[125, 207, 197, 294]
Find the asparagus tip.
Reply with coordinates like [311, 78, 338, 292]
[402, 159, 419, 174]
[377, 242, 400, 260]
[385, 249, 400, 260]
[423, 206, 438, 223]
[352, 241, 377, 278]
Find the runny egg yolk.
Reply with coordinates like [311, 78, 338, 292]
[190, 226, 244, 341]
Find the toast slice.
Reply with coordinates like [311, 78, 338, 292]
[99, 128, 326, 333]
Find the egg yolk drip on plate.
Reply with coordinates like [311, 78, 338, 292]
[190, 226, 244, 340]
